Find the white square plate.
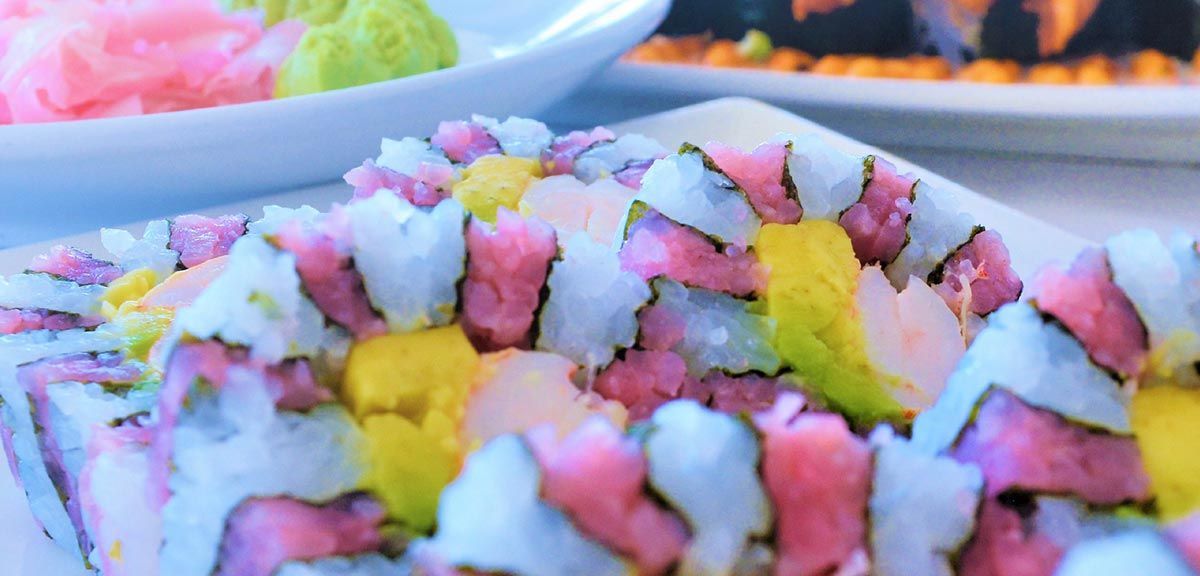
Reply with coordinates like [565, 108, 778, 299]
[0, 97, 1090, 575]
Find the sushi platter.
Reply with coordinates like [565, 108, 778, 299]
[3, 0, 1200, 574]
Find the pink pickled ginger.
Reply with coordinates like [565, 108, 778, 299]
[0, 0, 305, 124]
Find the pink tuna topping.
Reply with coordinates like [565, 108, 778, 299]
[951, 390, 1151, 505]
[1168, 513, 1200, 572]
[462, 209, 558, 352]
[593, 350, 704, 421]
[700, 372, 785, 415]
[28, 246, 123, 285]
[753, 395, 870, 576]
[151, 342, 329, 504]
[541, 127, 616, 176]
[431, 120, 502, 164]
[343, 159, 446, 207]
[169, 214, 248, 269]
[958, 498, 1069, 576]
[838, 158, 915, 266]
[620, 209, 766, 298]
[528, 419, 688, 575]
[614, 158, 658, 190]
[934, 229, 1023, 317]
[217, 495, 385, 576]
[273, 221, 386, 341]
[594, 349, 785, 421]
[17, 352, 144, 553]
[1033, 247, 1147, 377]
[0, 0, 305, 124]
[0, 308, 101, 335]
[703, 141, 802, 225]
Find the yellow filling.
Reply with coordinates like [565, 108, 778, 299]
[757, 220, 902, 425]
[1132, 385, 1200, 520]
[343, 324, 479, 531]
[452, 155, 544, 223]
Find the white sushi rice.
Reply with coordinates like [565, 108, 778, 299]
[645, 400, 771, 576]
[536, 234, 650, 376]
[176, 235, 324, 363]
[1056, 530, 1195, 576]
[376, 136, 452, 177]
[473, 115, 554, 159]
[869, 427, 983, 576]
[82, 431, 160, 576]
[1106, 230, 1200, 386]
[159, 370, 365, 576]
[911, 303, 1130, 455]
[248, 205, 322, 237]
[101, 219, 179, 282]
[45, 381, 155, 480]
[425, 434, 625, 576]
[885, 181, 977, 289]
[574, 134, 667, 184]
[636, 151, 762, 247]
[776, 134, 864, 221]
[649, 278, 780, 378]
[0, 273, 106, 315]
[347, 193, 467, 333]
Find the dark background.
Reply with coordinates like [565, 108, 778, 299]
[658, 0, 1200, 61]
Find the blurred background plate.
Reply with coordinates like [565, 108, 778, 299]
[0, 0, 670, 248]
[549, 61, 1200, 164]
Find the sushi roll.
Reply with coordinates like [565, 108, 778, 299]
[1, 115, 1055, 576]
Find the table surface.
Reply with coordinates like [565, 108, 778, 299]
[4, 93, 1196, 253]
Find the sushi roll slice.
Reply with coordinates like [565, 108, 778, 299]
[958, 496, 1088, 576]
[1105, 230, 1200, 386]
[644, 400, 772, 575]
[344, 193, 467, 334]
[930, 228, 1023, 319]
[536, 234, 650, 377]
[471, 114, 554, 159]
[913, 303, 1130, 454]
[838, 156, 917, 266]
[637, 277, 781, 378]
[430, 119, 502, 164]
[777, 133, 865, 222]
[869, 426, 984, 576]
[541, 127, 617, 176]
[167, 214, 248, 269]
[702, 139, 803, 225]
[619, 203, 766, 298]
[419, 434, 627, 576]
[461, 209, 557, 352]
[573, 133, 668, 185]
[526, 417, 688, 576]
[884, 180, 977, 291]
[27, 246, 123, 286]
[634, 144, 762, 248]
[753, 394, 871, 576]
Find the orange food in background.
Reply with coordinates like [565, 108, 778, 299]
[791, 0, 855, 20]
[1130, 49, 1179, 84]
[1027, 62, 1076, 84]
[957, 59, 1022, 83]
[625, 33, 1196, 86]
[1075, 54, 1117, 85]
[768, 47, 815, 72]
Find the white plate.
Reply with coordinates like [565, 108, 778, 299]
[0, 97, 1089, 576]
[0, 0, 670, 249]
[544, 61, 1200, 165]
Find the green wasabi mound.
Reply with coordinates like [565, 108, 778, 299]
[247, 0, 458, 98]
[224, 0, 349, 26]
